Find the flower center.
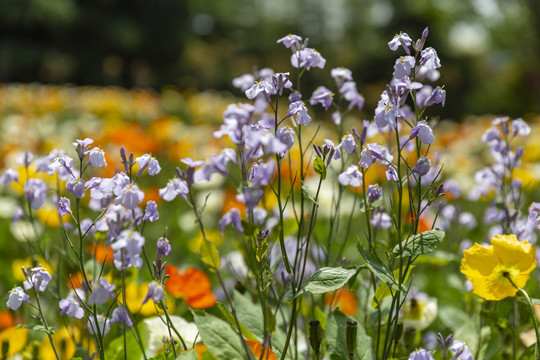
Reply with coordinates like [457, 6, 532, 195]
[494, 265, 519, 285]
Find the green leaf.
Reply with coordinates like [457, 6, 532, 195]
[256, 238, 269, 263]
[392, 229, 445, 258]
[193, 310, 256, 359]
[177, 350, 198, 359]
[326, 310, 374, 360]
[287, 267, 361, 300]
[314, 156, 326, 180]
[17, 324, 54, 334]
[216, 302, 259, 342]
[359, 197, 382, 213]
[357, 244, 404, 293]
[302, 183, 319, 205]
[413, 250, 459, 265]
[371, 266, 414, 308]
[200, 240, 221, 270]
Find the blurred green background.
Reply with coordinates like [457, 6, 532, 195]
[1, 0, 539, 119]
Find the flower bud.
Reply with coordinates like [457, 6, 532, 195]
[345, 320, 357, 357]
[309, 320, 323, 355]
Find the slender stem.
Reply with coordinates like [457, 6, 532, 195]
[506, 275, 540, 360]
[34, 289, 60, 360]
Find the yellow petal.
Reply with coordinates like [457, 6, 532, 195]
[461, 243, 498, 277]
[492, 235, 537, 273]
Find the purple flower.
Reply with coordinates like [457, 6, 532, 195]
[272, 73, 293, 96]
[6, 286, 30, 310]
[371, 212, 392, 229]
[408, 349, 434, 360]
[111, 306, 133, 327]
[338, 165, 363, 187]
[67, 177, 86, 199]
[245, 80, 275, 102]
[410, 121, 435, 145]
[393, 56, 415, 80]
[420, 47, 441, 70]
[340, 134, 357, 154]
[136, 154, 161, 176]
[219, 208, 244, 235]
[277, 33, 303, 51]
[250, 161, 275, 186]
[288, 101, 311, 126]
[111, 230, 145, 270]
[0, 168, 19, 185]
[386, 167, 399, 182]
[310, 86, 334, 110]
[57, 197, 72, 216]
[48, 154, 75, 178]
[23, 265, 51, 292]
[12, 206, 25, 223]
[458, 212, 477, 230]
[73, 138, 94, 160]
[359, 143, 394, 168]
[388, 32, 413, 54]
[89, 147, 107, 168]
[143, 201, 159, 222]
[24, 179, 47, 210]
[276, 127, 295, 154]
[374, 91, 398, 129]
[142, 281, 165, 304]
[59, 295, 84, 319]
[425, 86, 446, 107]
[15, 152, 34, 168]
[239, 187, 263, 209]
[232, 73, 255, 91]
[367, 184, 382, 203]
[159, 178, 189, 201]
[412, 157, 432, 176]
[115, 184, 144, 209]
[339, 81, 365, 110]
[156, 237, 171, 261]
[291, 48, 326, 70]
[88, 278, 116, 305]
[449, 340, 473, 360]
[331, 67, 353, 88]
[512, 118, 531, 137]
[87, 315, 110, 336]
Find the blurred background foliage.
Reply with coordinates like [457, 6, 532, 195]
[1, 0, 539, 120]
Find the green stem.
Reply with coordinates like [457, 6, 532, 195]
[506, 275, 540, 360]
[34, 289, 60, 360]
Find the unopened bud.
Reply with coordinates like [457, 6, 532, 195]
[309, 320, 323, 355]
[345, 320, 357, 357]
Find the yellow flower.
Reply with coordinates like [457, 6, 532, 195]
[461, 234, 537, 300]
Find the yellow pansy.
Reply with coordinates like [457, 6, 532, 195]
[461, 234, 537, 300]
[0, 326, 29, 357]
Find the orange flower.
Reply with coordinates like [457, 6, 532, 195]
[246, 339, 277, 360]
[324, 288, 358, 316]
[165, 265, 216, 308]
[0, 311, 14, 329]
[87, 243, 114, 264]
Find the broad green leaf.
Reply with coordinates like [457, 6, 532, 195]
[314, 156, 326, 180]
[287, 267, 360, 300]
[371, 266, 414, 308]
[200, 240, 221, 270]
[234, 291, 276, 338]
[392, 229, 445, 258]
[177, 350, 198, 359]
[438, 306, 470, 332]
[302, 183, 319, 205]
[216, 302, 259, 342]
[193, 310, 256, 360]
[326, 311, 374, 360]
[357, 244, 404, 293]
